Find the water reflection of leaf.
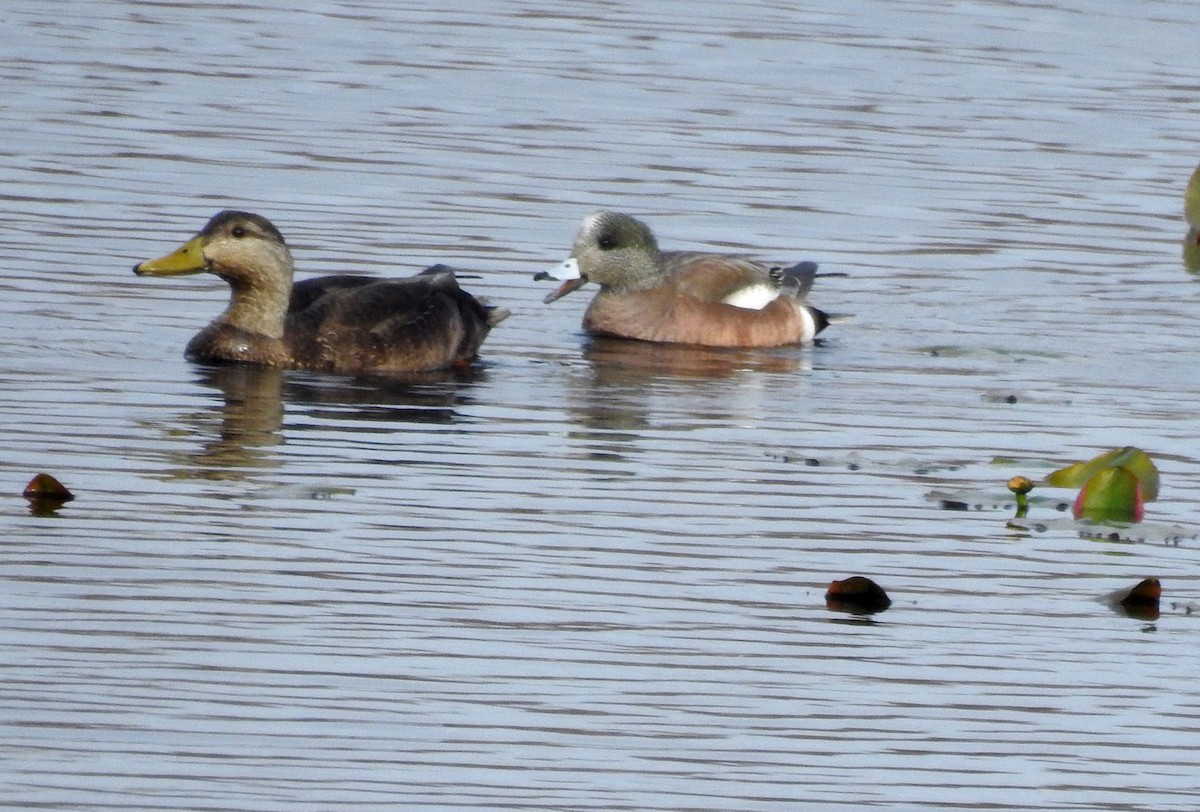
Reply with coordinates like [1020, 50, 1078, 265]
[1001, 517, 1195, 546]
[774, 451, 970, 475]
[915, 345, 1063, 361]
[927, 487, 1048, 514]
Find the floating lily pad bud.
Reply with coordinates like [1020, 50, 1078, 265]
[23, 473, 74, 502]
[1115, 577, 1161, 621]
[22, 473, 74, 516]
[1007, 476, 1034, 495]
[1007, 475, 1034, 518]
[825, 576, 891, 615]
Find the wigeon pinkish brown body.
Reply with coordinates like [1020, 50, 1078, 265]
[538, 211, 831, 348]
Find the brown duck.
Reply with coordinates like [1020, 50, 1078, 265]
[134, 211, 508, 374]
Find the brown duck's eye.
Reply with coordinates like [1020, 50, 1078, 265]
[231, 225, 246, 238]
[597, 233, 617, 250]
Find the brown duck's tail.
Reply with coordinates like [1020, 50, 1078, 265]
[421, 264, 510, 327]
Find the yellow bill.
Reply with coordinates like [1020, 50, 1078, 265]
[133, 234, 208, 276]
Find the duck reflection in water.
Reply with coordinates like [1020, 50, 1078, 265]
[159, 364, 482, 481]
[581, 334, 808, 380]
[161, 365, 286, 480]
[559, 336, 812, 463]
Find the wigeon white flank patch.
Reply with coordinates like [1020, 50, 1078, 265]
[797, 306, 818, 342]
[721, 281, 779, 310]
[546, 256, 581, 281]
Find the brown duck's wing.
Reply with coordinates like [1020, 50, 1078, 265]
[288, 275, 378, 314]
[286, 271, 502, 374]
[288, 268, 482, 317]
[660, 252, 778, 303]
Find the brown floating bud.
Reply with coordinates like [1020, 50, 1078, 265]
[23, 473, 74, 502]
[825, 576, 891, 615]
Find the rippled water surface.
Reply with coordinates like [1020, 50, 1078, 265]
[4, 1, 1200, 809]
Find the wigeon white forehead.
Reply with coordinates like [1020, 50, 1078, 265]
[580, 211, 608, 234]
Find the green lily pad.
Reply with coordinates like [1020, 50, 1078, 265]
[1187, 165, 1200, 229]
[1073, 465, 1144, 522]
[1045, 446, 1158, 501]
[1185, 228, 1200, 274]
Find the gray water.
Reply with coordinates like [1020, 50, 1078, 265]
[3, 1, 1200, 810]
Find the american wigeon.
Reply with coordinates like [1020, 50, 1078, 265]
[134, 210, 509, 374]
[537, 211, 830, 347]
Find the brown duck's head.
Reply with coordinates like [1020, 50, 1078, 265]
[134, 210, 292, 288]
